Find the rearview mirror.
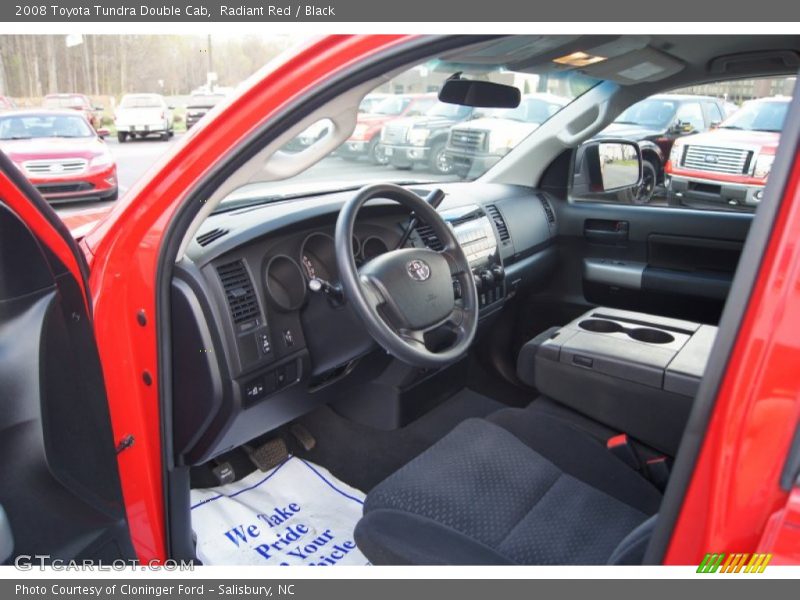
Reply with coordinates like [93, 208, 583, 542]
[439, 77, 520, 108]
[572, 140, 642, 201]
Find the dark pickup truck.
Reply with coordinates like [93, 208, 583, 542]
[379, 102, 475, 174]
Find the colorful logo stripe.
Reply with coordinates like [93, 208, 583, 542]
[697, 553, 772, 573]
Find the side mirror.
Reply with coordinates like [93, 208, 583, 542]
[167, 105, 175, 110]
[572, 139, 642, 202]
[710, 120, 721, 130]
[96, 127, 110, 138]
[94, 105, 104, 111]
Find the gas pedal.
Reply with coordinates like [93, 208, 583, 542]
[244, 438, 289, 472]
[290, 423, 316, 451]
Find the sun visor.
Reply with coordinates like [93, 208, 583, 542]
[580, 47, 685, 84]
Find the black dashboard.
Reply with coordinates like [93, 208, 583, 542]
[170, 182, 558, 465]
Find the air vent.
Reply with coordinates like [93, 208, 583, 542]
[539, 195, 556, 225]
[414, 222, 444, 251]
[216, 260, 259, 325]
[196, 228, 229, 246]
[485, 204, 510, 242]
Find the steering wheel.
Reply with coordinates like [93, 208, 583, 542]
[335, 183, 479, 368]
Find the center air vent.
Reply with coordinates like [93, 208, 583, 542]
[414, 221, 444, 251]
[196, 228, 229, 246]
[217, 260, 259, 325]
[539, 195, 556, 226]
[485, 204, 510, 242]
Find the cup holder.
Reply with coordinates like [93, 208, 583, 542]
[579, 318, 675, 344]
[579, 319, 623, 333]
[627, 328, 675, 344]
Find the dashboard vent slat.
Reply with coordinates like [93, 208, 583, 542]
[539, 196, 556, 225]
[414, 222, 444, 251]
[216, 260, 259, 325]
[196, 228, 229, 246]
[485, 204, 510, 242]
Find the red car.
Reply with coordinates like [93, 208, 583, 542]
[0, 110, 117, 203]
[0, 35, 799, 569]
[338, 93, 437, 164]
[666, 97, 790, 211]
[43, 93, 102, 130]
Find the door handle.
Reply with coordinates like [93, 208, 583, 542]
[584, 219, 629, 244]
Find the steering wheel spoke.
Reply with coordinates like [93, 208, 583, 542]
[359, 274, 386, 311]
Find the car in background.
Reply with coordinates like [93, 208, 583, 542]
[43, 93, 102, 130]
[339, 93, 437, 164]
[665, 96, 790, 211]
[185, 92, 227, 129]
[115, 93, 174, 142]
[593, 94, 729, 203]
[358, 93, 391, 113]
[0, 96, 17, 111]
[0, 110, 116, 203]
[380, 101, 476, 174]
[444, 93, 568, 176]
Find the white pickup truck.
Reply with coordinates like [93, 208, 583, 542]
[115, 93, 174, 142]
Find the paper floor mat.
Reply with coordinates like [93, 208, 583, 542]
[190, 456, 369, 565]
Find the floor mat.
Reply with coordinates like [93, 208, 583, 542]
[291, 388, 504, 492]
[190, 456, 369, 566]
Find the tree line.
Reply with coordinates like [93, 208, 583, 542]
[0, 34, 294, 98]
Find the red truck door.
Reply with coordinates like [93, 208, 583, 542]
[0, 151, 136, 565]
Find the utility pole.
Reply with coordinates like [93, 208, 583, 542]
[207, 34, 214, 91]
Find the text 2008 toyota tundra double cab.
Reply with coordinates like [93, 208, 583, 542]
[666, 97, 790, 211]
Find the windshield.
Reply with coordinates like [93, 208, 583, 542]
[120, 95, 162, 108]
[482, 97, 567, 123]
[219, 61, 599, 209]
[425, 102, 472, 119]
[188, 94, 225, 108]
[614, 98, 678, 129]
[0, 114, 94, 139]
[721, 100, 789, 132]
[44, 95, 88, 109]
[369, 96, 412, 116]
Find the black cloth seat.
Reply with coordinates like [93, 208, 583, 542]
[354, 405, 662, 565]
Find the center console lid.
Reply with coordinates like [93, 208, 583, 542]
[518, 308, 717, 454]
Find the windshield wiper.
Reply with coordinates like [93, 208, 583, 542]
[719, 125, 744, 130]
[613, 120, 639, 125]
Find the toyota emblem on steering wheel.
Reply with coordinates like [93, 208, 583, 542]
[406, 259, 431, 281]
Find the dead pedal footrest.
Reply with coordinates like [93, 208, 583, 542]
[244, 438, 289, 472]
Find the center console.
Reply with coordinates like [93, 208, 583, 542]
[440, 204, 505, 311]
[517, 307, 718, 454]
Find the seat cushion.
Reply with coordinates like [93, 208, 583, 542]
[355, 409, 662, 565]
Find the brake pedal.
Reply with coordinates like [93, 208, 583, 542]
[290, 423, 316, 451]
[244, 438, 289, 471]
[212, 461, 236, 485]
